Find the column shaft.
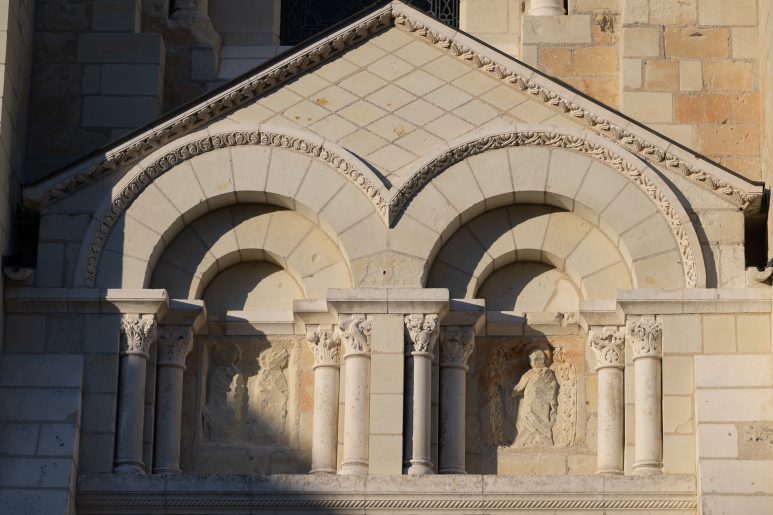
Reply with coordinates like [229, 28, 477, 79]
[628, 317, 664, 475]
[404, 314, 439, 476]
[589, 327, 625, 475]
[438, 326, 474, 474]
[153, 326, 194, 474]
[339, 315, 372, 475]
[114, 317, 156, 474]
[529, 0, 565, 15]
[307, 325, 341, 474]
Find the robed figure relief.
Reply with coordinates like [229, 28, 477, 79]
[488, 343, 576, 448]
[510, 349, 559, 447]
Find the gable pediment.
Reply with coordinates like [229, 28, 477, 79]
[25, 0, 762, 215]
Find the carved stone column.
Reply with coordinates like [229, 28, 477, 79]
[338, 315, 372, 475]
[115, 317, 157, 473]
[628, 316, 663, 475]
[529, 0, 565, 15]
[153, 326, 194, 474]
[438, 326, 474, 474]
[307, 325, 341, 474]
[404, 314, 439, 475]
[589, 327, 625, 475]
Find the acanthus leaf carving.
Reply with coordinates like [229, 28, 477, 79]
[157, 325, 194, 368]
[119, 317, 157, 357]
[588, 327, 625, 370]
[306, 325, 341, 366]
[439, 326, 475, 366]
[627, 317, 662, 359]
[404, 314, 439, 354]
[339, 315, 372, 355]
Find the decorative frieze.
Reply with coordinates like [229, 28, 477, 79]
[588, 327, 625, 370]
[306, 326, 341, 367]
[404, 314, 439, 355]
[120, 318, 157, 357]
[627, 317, 663, 360]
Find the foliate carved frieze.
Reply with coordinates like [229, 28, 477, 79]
[588, 327, 625, 370]
[439, 326, 474, 366]
[157, 326, 194, 368]
[387, 130, 698, 288]
[627, 317, 663, 359]
[119, 318, 157, 357]
[306, 325, 341, 366]
[404, 314, 439, 354]
[339, 315, 372, 356]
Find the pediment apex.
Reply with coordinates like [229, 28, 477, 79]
[24, 0, 763, 214]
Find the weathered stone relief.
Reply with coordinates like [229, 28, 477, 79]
[203, 342, 245, 443]
[340, 315, 372, 355]
[511, 348, 559, 448]
[627, 317, 663, 359]
[184, 336, 309, 474]
[404, 314, 439, 354]
[119, 317, 157, 357]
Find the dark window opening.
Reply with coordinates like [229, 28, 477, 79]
[280, 0, 460, 46]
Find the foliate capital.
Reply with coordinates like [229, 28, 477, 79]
[404, 314, 439, 354]
[439, 326, 475, 366]
[120, 317, 157, 357]
[588, 326, 625, 370]
[306, 325, 341, 366]
[339, 315, 372, 356]
[157, 326, 194, 368]
[627, 316, 662, 359]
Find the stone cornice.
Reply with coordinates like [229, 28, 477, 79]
[25, 2, 761, 216]
[76, 473, 697, 513]
[5, 287, 169, 315]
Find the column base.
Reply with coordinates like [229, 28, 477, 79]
[113, 461, 146, 474]
[152, 466, 181, 474]
[406, 460, 434, 475]
[338, 460, 368, 475]
[595, 468, 624, 475]
[633, 462, 663, 475]
[309, 467, 337, 474]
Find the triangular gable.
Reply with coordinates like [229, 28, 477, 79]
[25, 1, 763, 214]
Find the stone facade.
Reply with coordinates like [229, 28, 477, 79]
[0, 1, 773, 515]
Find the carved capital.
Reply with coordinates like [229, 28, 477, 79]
[588, 327, 625, 370]
[306, 325, 341, 366]
[119, 317, 157, 358]
[439, 326, 475, 367]
[404, 314, 439, 355]
[157, 326, 194, 368]
[340, 315, 372, 356]
[627, 317, 662, 359]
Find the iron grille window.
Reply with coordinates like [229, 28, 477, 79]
[280, 0, 459, 46]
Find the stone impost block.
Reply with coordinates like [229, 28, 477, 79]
[78, 33, 164, 64]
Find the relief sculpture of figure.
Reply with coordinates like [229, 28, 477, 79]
[203, 343, 245, 442]
[511, 348, 559, 447]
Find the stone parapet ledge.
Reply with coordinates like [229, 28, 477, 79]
[616, 288, 772, 315]
[5, 287, 169, 315]
[76, 473, 698, 513]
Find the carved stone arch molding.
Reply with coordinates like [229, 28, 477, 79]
[75, 123, 389, 288]
[390, 125, 708, 288]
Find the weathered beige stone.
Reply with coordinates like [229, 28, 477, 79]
[664, 28, 729, 59]
[663, 395, 693, 434]
[622, 59, 642, 90]
[622, 27, 660, 57]
[698, 424, 738, 458]
[703, 61, 754, 91]
[736, 315, 771, 353]
[702, 315, 736, 353]
[621, 92, 673, 123]
[698, 0, 758, 26]
[679, 60, 703, 91]
[662, 434, 695, 473]
[644, 59, 679, 90]
[522, 15, 592, 45]
[662, 356, 694, 395]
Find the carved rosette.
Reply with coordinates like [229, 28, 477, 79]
[627, 317, 663, 360]
[340, 315, 372, 356]
[157, 326, 194, 369]
[306, 325, 341, 367]
[588, 327, 625, 370]
[119, 318, 157, 358]
[404, 314, 439, 355]
[439, 326, 475, 368]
